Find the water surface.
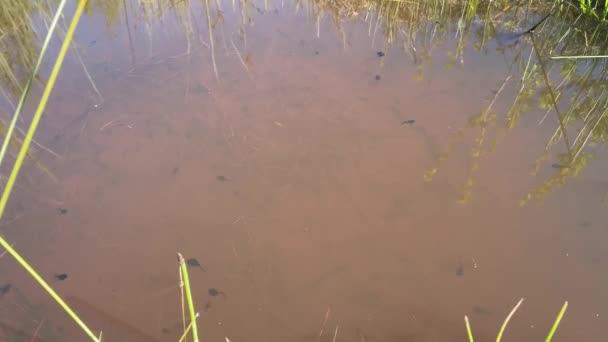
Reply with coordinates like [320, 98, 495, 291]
[1, 1, 607, 341]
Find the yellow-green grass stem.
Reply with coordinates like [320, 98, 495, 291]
[464, 315, 474, 342]
[545, 301, 568, 342]
[0, 0, 68, 170]
[0, 1, 101, 341]
[179, 256, 186, 332]
[496, 297, 524, 342]
[178, 252, 200, 342]
[465, 299, 568, 342]
[178, 312, 200, 342]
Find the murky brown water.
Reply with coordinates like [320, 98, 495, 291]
[1, 2, 608, 341]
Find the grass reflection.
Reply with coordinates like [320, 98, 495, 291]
[86, 0, 608, 204]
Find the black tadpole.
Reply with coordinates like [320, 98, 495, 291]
[208, 288, 226, 298]
[55, 273, 68, 281]
[186, 258, 206, 272]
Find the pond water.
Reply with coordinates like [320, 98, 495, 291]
[1, 1, 608, 341]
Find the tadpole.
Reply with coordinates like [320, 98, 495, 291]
[208, 288, 226, 298]
[55, 273, 68, 281]
[186, 258, 206, 272]
[0, 284, 11, 297]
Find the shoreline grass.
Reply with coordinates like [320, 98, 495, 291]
[0, 1, 102, 340]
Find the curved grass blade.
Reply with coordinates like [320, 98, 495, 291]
[545, 301, 568, 342]
[0, 0, 101, 341]
[0, 0, 68, 170]
[496, 298, 524, 342]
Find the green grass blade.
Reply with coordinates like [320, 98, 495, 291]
[464, 315, 474, 342]
[0, 0, 68, 170]
[178, 253, 200, 342]
[178, 313, 199, 342]
[496, 298, 524, 342]
[545, 301, 568, 342]
[0, 0, 101, 341]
